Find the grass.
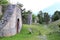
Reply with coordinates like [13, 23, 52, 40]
[0, 24, 60, 40]
[0, 24, 44, 40]
[47, 32, 60, 40]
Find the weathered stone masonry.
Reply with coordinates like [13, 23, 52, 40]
[0, 4, 22, 37]
[27, 13, 32, 25]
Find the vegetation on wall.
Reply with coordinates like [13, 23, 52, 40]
[0, 0, 8, 20]
[0, 0, 8, 5]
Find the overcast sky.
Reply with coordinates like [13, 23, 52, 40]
[9, 0, 60, 15]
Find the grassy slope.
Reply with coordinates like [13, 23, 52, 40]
[0, 24, 60, 40]
[47, 32, 60, 40]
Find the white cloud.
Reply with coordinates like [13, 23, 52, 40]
[9, 0, 60, 12]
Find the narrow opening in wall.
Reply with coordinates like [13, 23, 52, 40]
[17, 19, 19, 33]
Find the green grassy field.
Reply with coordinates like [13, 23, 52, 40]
[47, 32, 60, 40]
[0, 24, 60, 40]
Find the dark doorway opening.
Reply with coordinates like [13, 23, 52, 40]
[59, 25, 60, 28]
[17, 19, 19, 33]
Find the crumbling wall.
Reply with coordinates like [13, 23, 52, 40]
[0, 5, 22, 37]
[0, 5, 2, 15]
[27, 13, 32, 25]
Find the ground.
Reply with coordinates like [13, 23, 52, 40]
[0, 24, 60, 40]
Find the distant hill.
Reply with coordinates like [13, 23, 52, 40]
[42, 3, 60, 16]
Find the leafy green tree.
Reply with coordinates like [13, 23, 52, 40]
[22, 9, 28, 23]
[52, 11, 60, 21]
[22, 9, 32, 24]
[0, 0, 8, 13]
[37, 11, 44, 24]
[32, 14, 36, 23]
[44, 12, 50, 24]
[0, 0, 8, 19]
[0, 0, 8, 4]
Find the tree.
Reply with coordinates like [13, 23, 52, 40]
[22, 9, 28, 23]
[44, 12, 50, 24]
[52, 11, 60, 22]
[32, 14, 36, 23]
[0, 0, 8, 4]
[17, 3, 23, 8]
[0, 0, 8, 14]
[37, 11, 44, 24]
[0, 0, 8, 19]
[22, 9, 32, 24]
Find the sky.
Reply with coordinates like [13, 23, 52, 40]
[42, 2, 60, 16]
[9, 0, 60, 15]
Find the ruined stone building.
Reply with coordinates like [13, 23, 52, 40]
[0, 4, 22, 37]
[27, 13, 32, 25]
[22, 13, 32, 25]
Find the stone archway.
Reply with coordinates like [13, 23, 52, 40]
[16, 19, 19, 33]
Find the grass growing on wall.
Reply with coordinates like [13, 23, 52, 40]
[0, 14, 3, 20]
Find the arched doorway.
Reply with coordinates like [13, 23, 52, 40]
[16, 19, 19, 33]
[59, 25, 60, 28]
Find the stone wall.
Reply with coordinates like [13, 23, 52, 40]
[27, 13, 32, 25]
[0, 5, 22, 37]
[0, 5, 2, 15]
[16, 5, 22, 33]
